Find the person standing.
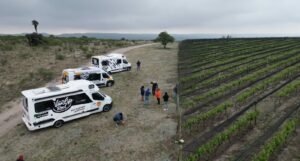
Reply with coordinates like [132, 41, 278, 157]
[144, 88, 151, 105]
[136, 60, 141, 71]
[155, 88, 161, 105]
[163, 92, 169, 111]
[151, 81, 158, 96]
[140, 86, 145, 101]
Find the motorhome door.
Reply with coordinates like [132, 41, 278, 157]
[116, 59, 123, 70]
[101, 60, 110, 72]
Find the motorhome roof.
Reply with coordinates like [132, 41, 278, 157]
[21, 80, 98, 100]
[92, 53, 126, 59]
[64, 66, 105, 73]
[106, 53, 125, 58]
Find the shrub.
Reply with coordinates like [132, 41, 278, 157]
[0, 45, 13, 51]
[19, 52, 31, 59]
[25, 33, 46, 46]
[37, 68, 54, 81]
[55, 53, 65, 60]
[46, 38, 63, 46]
[0, 59, 7, 66]
[79, 45, 89, 53]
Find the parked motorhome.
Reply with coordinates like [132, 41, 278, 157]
[91, 53, 131, 73]
[62, 67, 114, 87]
[21, 80, 113, 131]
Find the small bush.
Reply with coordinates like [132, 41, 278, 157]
[19, 52, 31, 59]
[55, 53, 65, 60]
[69, 47, 74, 52]
[0, 45, 13, 51]
[25, 33, 46, 46]
[0, 59, 7, 66]
[42, 46, 50, 51]
[46, 38, 63, 46]
[37, 68, 54, 81]
[79, 45, 89, 53]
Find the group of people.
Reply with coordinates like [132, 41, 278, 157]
[112, 60, 175, 127]
[140, 81, 169, 111]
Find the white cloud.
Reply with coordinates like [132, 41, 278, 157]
[0, 0, 300, 35]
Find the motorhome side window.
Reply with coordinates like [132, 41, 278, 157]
[123, 59, 128, 64]
[87, 73, 101, 81]
[74, 75, 81, 80]
[117, 59, 122, 64]
[92, 93, 104, 100]
[35, 100, 54, 113]
[72, 93, 92, 105]
[92, 58, 99, 65]
[63, 76, 69, 82]
[102, 73, 109, 78]
[102, 60, 109, 66]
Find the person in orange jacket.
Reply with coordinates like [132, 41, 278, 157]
[155, 88, 161, 105]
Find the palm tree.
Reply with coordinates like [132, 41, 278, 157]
[32, 20, 39, 33]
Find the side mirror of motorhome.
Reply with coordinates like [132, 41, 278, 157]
[21, 80, 113, 131]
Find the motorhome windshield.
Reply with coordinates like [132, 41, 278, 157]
[92, 92, 105, 100]
[123, 59, 128, 64]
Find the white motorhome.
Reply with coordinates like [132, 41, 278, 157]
[91, 53, 131, 73]
[62, 67, 114, 87]
[21, 80, 113, 131]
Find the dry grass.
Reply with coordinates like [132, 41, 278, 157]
[0, 36, 144, 111]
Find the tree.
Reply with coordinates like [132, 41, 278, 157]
[155, 31, 174, 49]
[32, 20, 39, 33]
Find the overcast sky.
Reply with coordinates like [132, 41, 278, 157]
[1, 0, 300, 35]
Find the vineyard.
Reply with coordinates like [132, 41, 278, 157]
[178, 38, 300, 161]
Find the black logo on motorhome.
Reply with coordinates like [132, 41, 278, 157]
[53, 97, 73, 113]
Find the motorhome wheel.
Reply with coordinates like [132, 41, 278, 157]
[106, 81, 113, 87]
[54, 120, 64, 128]
[103, 105, 111, 112]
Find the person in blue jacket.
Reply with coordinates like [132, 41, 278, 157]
[144, 88, 151, 105]
[113, 112, 124, 126]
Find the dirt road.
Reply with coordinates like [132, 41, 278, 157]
[0, 43, 178, 161]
